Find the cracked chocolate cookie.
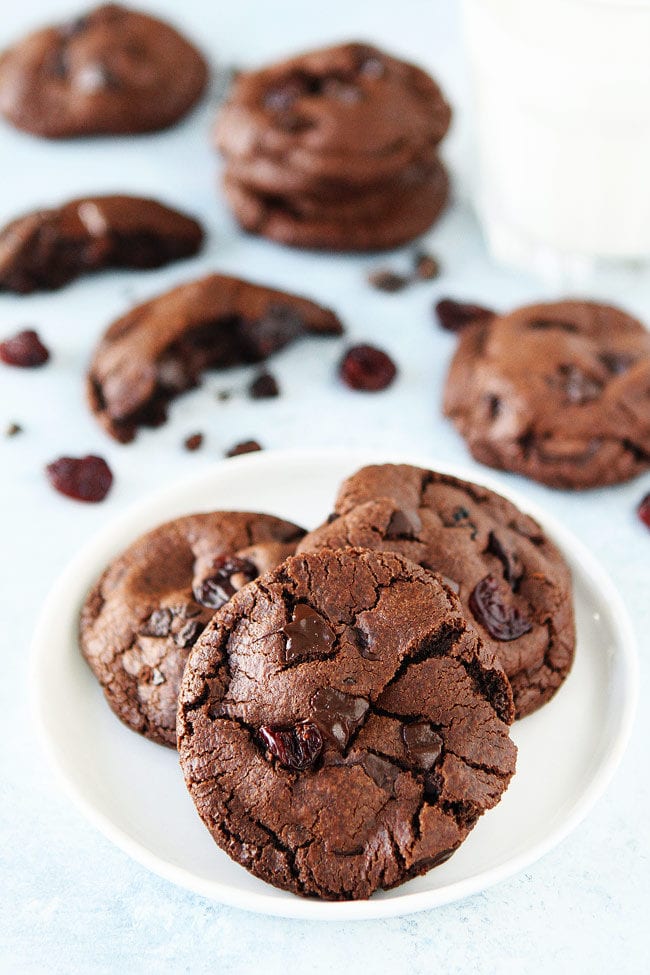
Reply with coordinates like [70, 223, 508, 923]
[80, 510, 305, 747]
[300, 464, 575, 719]
[0, 4, 208, 137]
[177, 547, 516, 900]
[87, 273, 343, 442]
[0, 195, 203, 294]
[444, 300, 650, 489]
[214, 42, 451, 251]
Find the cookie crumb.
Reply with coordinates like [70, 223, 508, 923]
[5, 422, 23, 437]
[412, 251, 440, 281]
[435, 298, 495, 333]
[249, 371, 279, 399]
[226, 440, 263, 458]
[184, 432, 204, 451]
[216, 389, 232, 402]
[367, 269, 409, 293]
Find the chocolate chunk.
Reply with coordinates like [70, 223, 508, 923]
[310, 686, 369, 748]
[360, 753, 399, 793]
[284, 604, 335, 663]
[402, 722, 443, 769]
[193, 555, 258, 610]
[386, 507, 422, 539]
[174, 620, 204, 648]
[140, 608, 173, 637]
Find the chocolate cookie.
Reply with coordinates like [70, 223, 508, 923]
[300, 464, 575, 719]
[0, 4, 208, 137]
[80, 511, 305, 747]
[87, 273, 343, 442]
[444, 300, 650, 489]
[178, 548, 516, 900]
[215, 42, 451, 251]
[223, 158, 449, 252]
[0, 195, 203, 294]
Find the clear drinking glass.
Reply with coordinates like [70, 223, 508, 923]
[462, 0, 650, 281]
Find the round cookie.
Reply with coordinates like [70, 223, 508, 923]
[223, 158, 449, 252]
[443, 300, 650, 489]
[80, 511, 305, 747]
[0, 4, 208, 138]
[215, 42, 451, 195]
[301, 464, 575, 719]
[178, 548, 516, 901]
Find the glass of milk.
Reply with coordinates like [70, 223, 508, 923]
[462, 0, 650, 281]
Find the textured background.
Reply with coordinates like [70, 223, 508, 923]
[1, 1, 648, 972]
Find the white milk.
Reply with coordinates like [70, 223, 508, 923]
[462, 0, 650, 279]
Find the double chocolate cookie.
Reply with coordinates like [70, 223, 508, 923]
[444, 300, 650, 489]
[87, 273, 343, 442]
[0, 4, 208, 137]
[0, 195, 203, 293]
[80, 510, 305, 747]
[178, 548, 516, 900]
[215, 43, 451, 251]
[299, 464, 575, 718]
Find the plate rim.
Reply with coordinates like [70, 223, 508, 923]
[30, 447, 639, 921]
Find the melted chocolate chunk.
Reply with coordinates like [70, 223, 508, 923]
[259, 721, 323, 770]
[353, 626, 379, 661]
[469, 575, 532, 642]
[402, 722, 443, 770]
[284, 604, 335, 663]
[140, 608, 173, 637]
[310, 687, 369, 748]
[487, 532, 524, 590]
[361, 753, 399, 794]
[386, 507, 422, 539]
[174, 620, 204, 648]
[193, 555, 257, 610]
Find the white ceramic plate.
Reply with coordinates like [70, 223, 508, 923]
[31, 449, 638, 920]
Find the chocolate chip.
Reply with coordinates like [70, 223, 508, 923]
[310, 687, 369, 748]
[0, 329, 50, 367]
[435, 299, 495, 333]
[249, 371, 279, 399]
[402, 722, 443, 770]
[367, 269, 409, 293]
[183, 432, 204, 451]
[469, 575, 532, 642]
[259, 721, 322, 770]
[226, 440, 262, 457]
[284, 604, 335, 663]
[385, 507, 422, 539]
[140, 608, 173, 637]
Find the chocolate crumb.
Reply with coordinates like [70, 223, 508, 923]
[412, 251, 440, 281]
[216, 389, 232, 402]
[249, 372, 279, 399]
[184, 432, 204, 451]
[367, 269, 409, 293]
[226, 440, 263, 458]
[5, 422, 23, 437]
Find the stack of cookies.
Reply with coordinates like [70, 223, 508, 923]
[80, 463, 576, 901]
[214, 42, 452, 251]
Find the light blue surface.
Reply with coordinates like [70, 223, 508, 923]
[1, 2, 648, 972]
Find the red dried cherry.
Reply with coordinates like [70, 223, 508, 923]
[259, 721, 323, 770]
[339, 344, 397, 392]
[45, 455, 113, 502]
